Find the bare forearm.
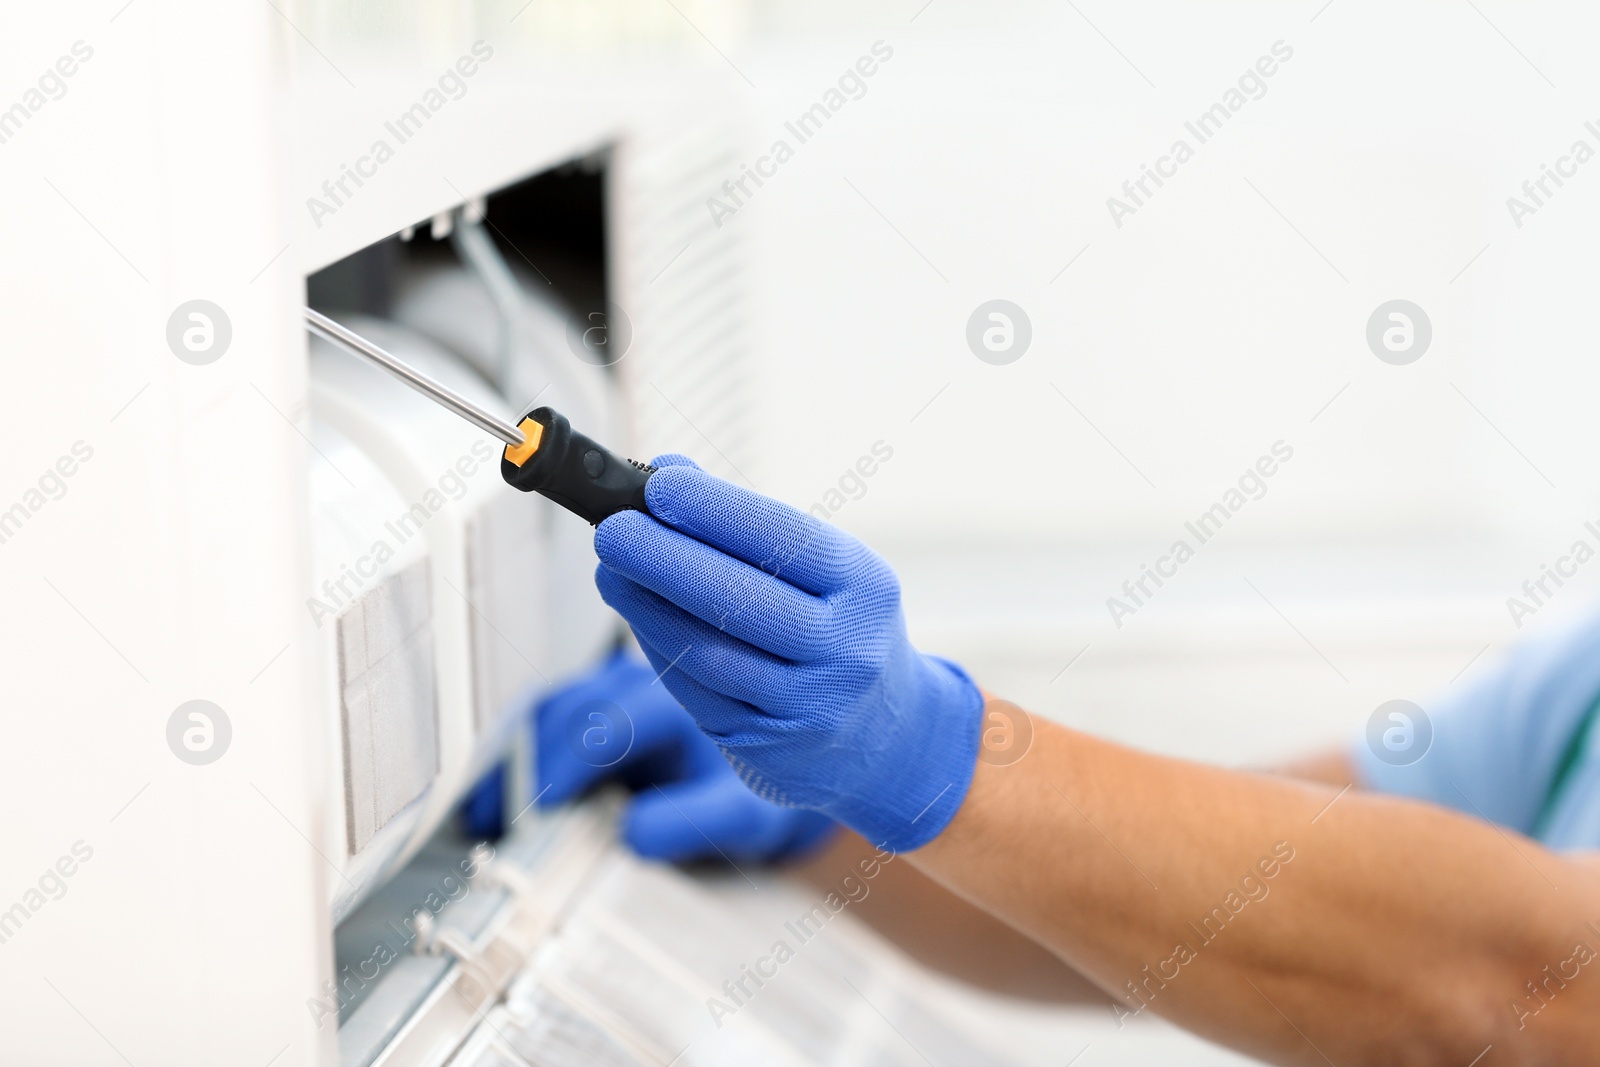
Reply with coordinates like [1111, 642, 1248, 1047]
[912, 711, 1600, 1064]
[794, 830, 1111, 1004]
[795, 745, 1357, 1003]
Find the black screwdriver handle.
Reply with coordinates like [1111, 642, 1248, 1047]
[499, 406, 653, 525]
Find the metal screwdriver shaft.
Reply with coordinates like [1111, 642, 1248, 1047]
[304, 307, 526, 446]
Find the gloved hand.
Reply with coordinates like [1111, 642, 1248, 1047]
[536, 646, 837, 862]
[593, 456, 984, 853]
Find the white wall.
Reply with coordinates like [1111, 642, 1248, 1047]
[695, 0, 1600, 761]
[0, 5, 333, 1065]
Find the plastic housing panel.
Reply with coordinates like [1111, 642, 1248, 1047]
[337, 558, 440, 852]
[464, 491, 548, 733]
[309, 417, 438, 917]
[310, 317, 539, 917]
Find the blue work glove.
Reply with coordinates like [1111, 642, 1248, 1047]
[593, 456, 985, 853]
[459, 760, 508, 841]
[536, 646, 837, 862]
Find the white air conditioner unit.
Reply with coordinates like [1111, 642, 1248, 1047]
[1, 7, 1021, 1065]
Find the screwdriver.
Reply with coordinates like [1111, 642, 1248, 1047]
[305, 307, 653, 524]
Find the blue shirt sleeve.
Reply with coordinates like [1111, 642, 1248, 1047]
[1351, 610, 1600, 837]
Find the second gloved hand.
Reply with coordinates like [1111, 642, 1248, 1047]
[537, 648, 836, 863]
[594, 457, 985, 852]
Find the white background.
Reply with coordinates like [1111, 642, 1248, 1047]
[679, 1, 1600, 770]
